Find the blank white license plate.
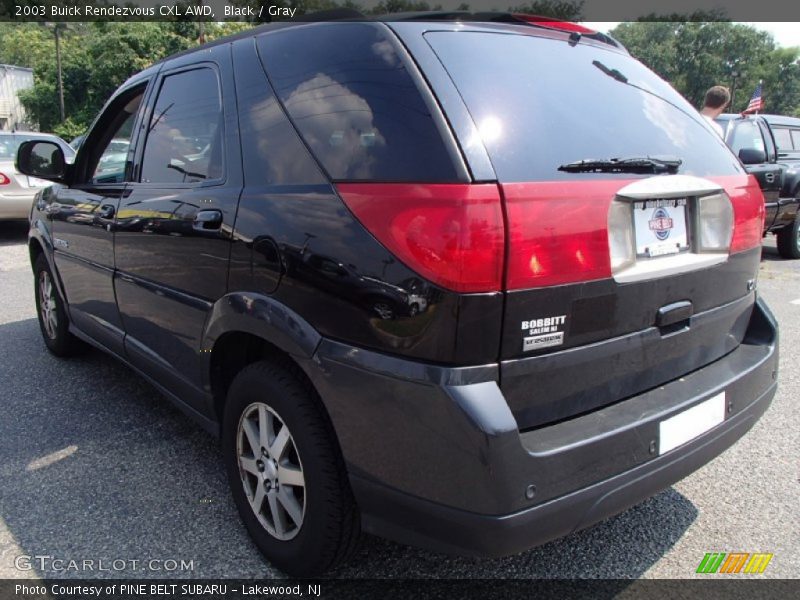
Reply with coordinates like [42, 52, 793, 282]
[633, 199, 689, 257]
[659, 392, 726, 455]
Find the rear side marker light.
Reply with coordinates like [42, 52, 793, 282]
[0, 173, 10, 185]
[337, 183, 505, 293]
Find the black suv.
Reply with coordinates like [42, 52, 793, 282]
[18, 14, 778, 576]
[716, 113, 800, 258]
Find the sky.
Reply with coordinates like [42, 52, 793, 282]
[582, 22, 800, 48]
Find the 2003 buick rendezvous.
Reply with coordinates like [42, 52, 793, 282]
[17, 12, 778, 575]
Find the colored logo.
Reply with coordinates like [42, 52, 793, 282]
[696, 552, 773, 574]
[649, 207, 674, 240]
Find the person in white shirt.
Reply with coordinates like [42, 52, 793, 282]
[700, 85, 731, 137]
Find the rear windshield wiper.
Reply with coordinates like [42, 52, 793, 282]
[557, 156, 682, 174]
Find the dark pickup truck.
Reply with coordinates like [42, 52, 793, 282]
[716, 113, 800, 258]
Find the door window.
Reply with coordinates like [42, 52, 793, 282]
[87, 89, 144, 185]
[729, 121, 765, 157]
[140, 67, 223, 184]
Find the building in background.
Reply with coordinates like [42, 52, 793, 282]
[0, 65, 34, 131]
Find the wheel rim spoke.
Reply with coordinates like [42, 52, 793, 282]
[278, 465, 304, 488]
[242, 418, 260, 455]
[250, 481, 266, 514]
[267, 490, 287, 536]
[258, 405, 271, 452]
[270, 426, 290, 460]
[277, 487, 303, 527]
[239, 456, 260, 476]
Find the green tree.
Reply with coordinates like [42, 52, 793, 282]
[0, 22, 200, 133]
[612, 21, 800, 116]
[508, 1, 583, 20]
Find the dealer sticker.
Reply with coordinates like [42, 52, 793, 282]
[521, 314, 567, 351]
[523, 331, 564, 351]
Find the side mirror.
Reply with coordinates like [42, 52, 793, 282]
[738, 147, 767, 165]
[16, 140, 68, 183]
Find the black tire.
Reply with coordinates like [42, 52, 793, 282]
[222, 360, 360, 576]
[776, 216, 800, 259]
[33, 253, 85, 357]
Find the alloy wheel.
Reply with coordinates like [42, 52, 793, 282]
[38, 271, 58, 339]
[236, 402, 306, 541]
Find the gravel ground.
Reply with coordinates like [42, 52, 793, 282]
[0, 220, 797, 580]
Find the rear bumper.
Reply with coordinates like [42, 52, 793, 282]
[0, 192, 35, 219]
[303, 296, 778, 557]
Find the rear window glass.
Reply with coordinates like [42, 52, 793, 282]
[257, 23, 459, 182]
[425, 32, 743, 182]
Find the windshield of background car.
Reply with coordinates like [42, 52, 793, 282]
[424, 31, 744, 182]
[0, 134, 76, 162]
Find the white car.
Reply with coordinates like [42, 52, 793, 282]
[0, 132, 76, 220]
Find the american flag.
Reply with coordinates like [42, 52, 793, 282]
[743, 82, 764, 114]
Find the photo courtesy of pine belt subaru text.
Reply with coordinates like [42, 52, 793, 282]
[17, 10, 778, 577]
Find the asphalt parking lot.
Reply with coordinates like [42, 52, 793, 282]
[0, 219, 797, 580]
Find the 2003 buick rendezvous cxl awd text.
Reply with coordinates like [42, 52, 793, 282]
[17, 11, 779, 576]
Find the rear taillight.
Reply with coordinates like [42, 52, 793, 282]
[729, 176, 765, 253]
[337, 183, 505, 293]
[339, 176, 761, 295]
[502, 181, 620, 289]
[0, 173, 10, 185]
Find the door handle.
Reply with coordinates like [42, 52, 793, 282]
[98, 204, 116, 219]
[193, 209, 223, 231]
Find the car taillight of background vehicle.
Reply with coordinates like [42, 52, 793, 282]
[728, 176, 766, 253]
[0, 173, 10, 185]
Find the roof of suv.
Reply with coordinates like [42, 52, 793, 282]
[152, 9, 624, 67]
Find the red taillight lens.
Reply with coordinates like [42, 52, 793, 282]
[337, 183, 504, 293]
[728, 175, 765, 253]
[0, 172, 10, 185]
[502, 181, 622, 289]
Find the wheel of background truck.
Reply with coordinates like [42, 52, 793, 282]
[776, 215, 800, 259]
[222, 360, 360, 576]
[33, 253, 86, 357]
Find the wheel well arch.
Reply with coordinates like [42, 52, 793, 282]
[209, 331, 317, 423]
[29, 237, 44, 268]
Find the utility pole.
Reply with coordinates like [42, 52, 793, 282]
[39, 22, 66, 123]
[54, 23, 65, 122]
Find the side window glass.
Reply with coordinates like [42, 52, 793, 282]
[89, 91, 143, 185]
[791, 129, 800, 151]
[772, 127, 792, 151]
[257, 23, 459, 182]
[141, 68, 223, 184]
